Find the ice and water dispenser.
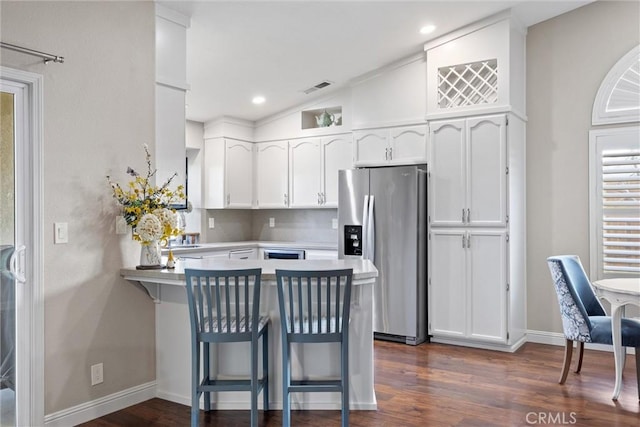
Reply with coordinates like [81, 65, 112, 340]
[343, 225, 363, 256]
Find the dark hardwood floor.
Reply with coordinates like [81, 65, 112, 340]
[80, 341, 639, 426]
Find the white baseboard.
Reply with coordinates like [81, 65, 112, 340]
[44, 381, 156, 427]
[526, 330, 635, 354]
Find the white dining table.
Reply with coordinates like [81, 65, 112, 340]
[591, 277, 640, 400]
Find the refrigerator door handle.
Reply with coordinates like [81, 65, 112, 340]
[362, 195, 370, 259]
[367, 195, 375, 261]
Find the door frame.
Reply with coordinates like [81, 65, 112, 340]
[1, 66, 44, 426]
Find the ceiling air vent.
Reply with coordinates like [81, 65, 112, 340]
[303, 80, 333, 94]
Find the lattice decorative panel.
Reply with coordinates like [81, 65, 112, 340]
[438, 59, 498, 109]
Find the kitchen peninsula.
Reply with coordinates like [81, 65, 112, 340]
[121, 258, 378, 411]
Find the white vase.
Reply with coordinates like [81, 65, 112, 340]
[139, 240, 161, 266]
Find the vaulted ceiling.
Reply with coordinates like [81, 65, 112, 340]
[158, 1, 592, 124]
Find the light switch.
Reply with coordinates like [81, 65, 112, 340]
[269, 217, 275, 228]
[54, 222, 68, 244]
[332, 218, 338, 229]
[209, 217, 215, 229]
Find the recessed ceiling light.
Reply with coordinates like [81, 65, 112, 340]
[252, 96, 266, 105]
[420, 25, 436, 35]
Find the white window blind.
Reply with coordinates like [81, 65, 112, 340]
[590, 127, 640, 278]
[601, 149, 640, 273]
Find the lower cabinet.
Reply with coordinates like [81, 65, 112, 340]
[429, 229, 508, 344]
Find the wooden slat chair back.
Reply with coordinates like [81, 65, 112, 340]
[185, 268, 269, 427]
[275, 268, 353, 427]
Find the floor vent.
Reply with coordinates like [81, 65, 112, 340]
[303, 80, 332, 94]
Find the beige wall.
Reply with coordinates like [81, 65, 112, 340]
[1, 0, 156, 414]
[526, 0, 639, 334]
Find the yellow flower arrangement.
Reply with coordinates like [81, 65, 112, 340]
[107, 144, 185, 245]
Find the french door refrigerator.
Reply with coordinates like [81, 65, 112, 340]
[338, 165, 428, 345]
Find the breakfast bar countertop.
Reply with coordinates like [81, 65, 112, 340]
[121, 257, 376, 285]
[120, 257, 379, 412]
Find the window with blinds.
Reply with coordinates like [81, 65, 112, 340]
[601, 149, 640, 273]
[590, 127, 640, 278]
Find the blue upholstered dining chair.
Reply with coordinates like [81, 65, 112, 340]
[547, 255, 640, 396]
[184, 268, 270, 427]
[275, 269, 353, 427]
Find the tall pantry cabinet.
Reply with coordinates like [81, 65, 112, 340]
[425, 13, 527, 352]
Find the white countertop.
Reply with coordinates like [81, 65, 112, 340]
[162, 240, 338, 255]
[121, 258, 377, 286]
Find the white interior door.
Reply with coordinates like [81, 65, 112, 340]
[1, 68, 44, 426]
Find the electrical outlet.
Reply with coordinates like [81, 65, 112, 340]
[91, 363, 103, 386]
[115, 216, 128, 234]
[209, 217, 215, 229]
[332, 218, 338, 229]
[269, 217, 275, 228]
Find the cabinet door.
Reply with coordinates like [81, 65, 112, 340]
[390, 125, 427, 164]
[353, 130, 388, 166]
[467, 115, 507, 226]
[289, 139, 321, 207]
[467, 230, 508, 343]
[256, 141, 288, 208]
[321, 135, 353, 207]
[203, 138, 225, 209]
[225, 139, 253, 208]
[429, 229, 466, 338]
[429, 119, 466, 226]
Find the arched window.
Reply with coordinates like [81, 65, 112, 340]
[589, 45, 640, 279]
[592, 45, 640, 125]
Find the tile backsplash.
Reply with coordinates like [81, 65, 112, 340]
[202, 208, 338, 243]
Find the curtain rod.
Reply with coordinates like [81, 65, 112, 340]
[0, 42, 64, 64]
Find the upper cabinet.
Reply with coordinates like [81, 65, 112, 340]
[429, 114, 507, 228]
[424, 14, 525, 120]
[288, 134, 353, 208]
[155, 5, 190, 197]
[320, 135, 353, 206]
[256, 141, 289, 208]
[203, 138, 253, 209]
[353, 125, 427, 167]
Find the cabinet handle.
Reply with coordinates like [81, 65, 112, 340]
[467, 234, 471, 248]
[462, 234, 466, 249]
[318, 192, 322, 205]
[226, 194, 230, 205]
[384, 148, 388, 160]
[389, 147, 393, 160]
[462, 209, 465, 223]
[284, 193, 288, 206]
[322, 192, 326, 204]
[466, 208, 470, 223]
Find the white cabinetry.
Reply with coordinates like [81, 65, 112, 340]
[289, 135, 352, 208]
[289, 139, 322, 208]
[353, 125, 427, 167]
[321, 135, 353, 206]
[203, 138, 253, 209]
[424, 15, 526, 119]
[256, 141, 289, 208]
[429, 115, 507, 227]
[155, 6, 190, 193]
[428, 113, 525, 351]
[429, 229, 507, 343]
[229, 248, 258, 260]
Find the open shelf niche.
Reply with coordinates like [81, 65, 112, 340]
[301, 106, 343, 130]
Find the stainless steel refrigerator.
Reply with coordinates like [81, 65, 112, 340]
[338, 165, 428, 345]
